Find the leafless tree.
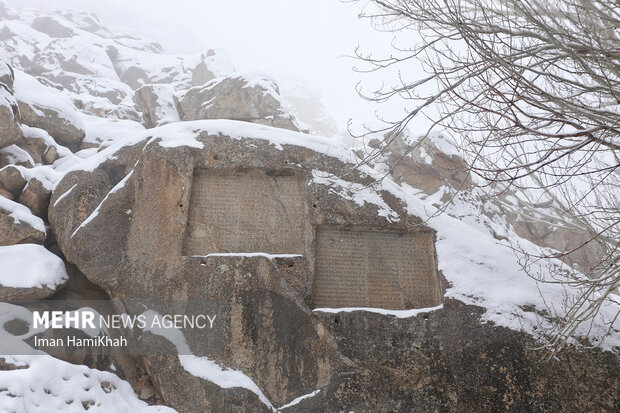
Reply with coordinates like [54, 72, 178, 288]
[349, 0, 619, 353]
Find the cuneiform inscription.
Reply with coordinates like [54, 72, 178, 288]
[313, 228, 441, 310]
[183, 170, 305, 255]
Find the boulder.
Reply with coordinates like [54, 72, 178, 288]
[176, 75, 306, 132]
[303, 299, 620, 412]
[132, 84, 179, 128]
[0, 62, 14, 93]
[13, 70, 85, 150]
[190, 61, 214, 87]
[0, 165, 27, 197]
[0, 195, 46, 245]
[18, 177, 52, 219]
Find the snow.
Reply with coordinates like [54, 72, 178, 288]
[20, 124, 74, 159]
[0, 195, 46, 233]
[0, 354, 177, 413]
[0, 244, 67, 289]
[53, 183, 77, 207]
[418, 146, 432, 164]
[0, 145, 35, 167]
[193, 253, 303, 259]
[144, 119, 356, 163]
[278, 389, 321, 410]
[80, 113, 145, 148]
[311, 170, 399, 222]
[313, 305, 443, 319]
[13, 69, 85, 130]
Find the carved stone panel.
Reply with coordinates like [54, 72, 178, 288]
[183, 170, 306, 255]
[313, 228, 441, 310]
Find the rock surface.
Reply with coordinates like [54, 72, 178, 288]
[48, 123, 619, 412]
[18, 177, 52, 219]
[49, 124, 437, 411]
[0, 63, 22, 149]
[176, 75, 306, 132]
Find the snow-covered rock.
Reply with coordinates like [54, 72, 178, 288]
[176, 74, 307, 132]
[13, 70, 85, 150]
[0, 244, 66, 300]
[133, 84, 179, 128]
[0, 195, 46, 246]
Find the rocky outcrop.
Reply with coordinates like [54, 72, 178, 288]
[176, 75, 306, 132]
[306, 299, 620, 412]
[379, 132, 604, 271]
[48, 123, 434, 411]
[31, 16, 75, 38]
[48, 122, 619, 412]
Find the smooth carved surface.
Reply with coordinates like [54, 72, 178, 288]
[183, 171, 306, 255]
[313, 228, 441, 310]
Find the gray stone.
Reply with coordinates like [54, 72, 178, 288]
[0, 62, 14, 93]
[0, 283, 62, 302]
[17, 135, 47, 164]
[176, 75, 305, 132]
[0, 145, 34, 169]
[301, 299, 620, 412]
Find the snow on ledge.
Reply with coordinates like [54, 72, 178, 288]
[192, 253, 303, 260]
[0, 195, 46, 233]
[312, 304, 443, 319]
[278, 389, 321, 410]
